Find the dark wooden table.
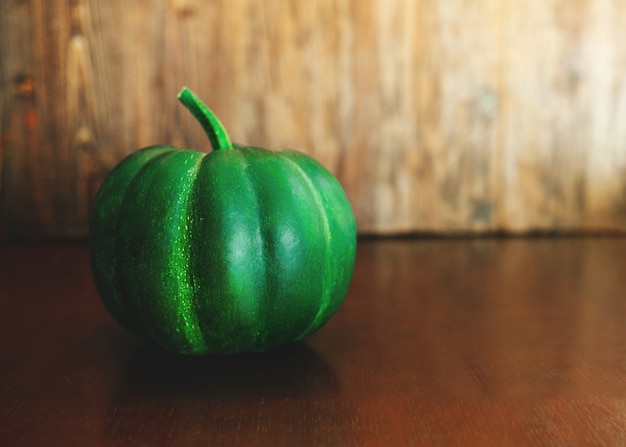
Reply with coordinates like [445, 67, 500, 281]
[2, 237, 626, 446]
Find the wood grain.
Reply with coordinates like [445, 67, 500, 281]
[3, 237, 626, 446]
[2, 1, 626, 240]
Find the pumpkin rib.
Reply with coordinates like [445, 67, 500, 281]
[241, 150, 327, 349]
[92, 146, 177, 333]
[232, 151, 271, 350]
[290, 152, 356, 337]
[113, 150, 202, 351]
[170, 151, 209, 354]
[189, 150, 269, 353]
[184, 152, 218, 354]
[278, 153, 334, 341]
[110, 149, 178, 339]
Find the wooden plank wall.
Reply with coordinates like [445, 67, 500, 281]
[2, 0, 626, 240]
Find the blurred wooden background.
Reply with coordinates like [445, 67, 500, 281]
[2, 0, 626, 241]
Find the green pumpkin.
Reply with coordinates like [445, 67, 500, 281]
[89, 88, 356, 355]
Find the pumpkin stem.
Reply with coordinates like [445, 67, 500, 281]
[178, 87, 233, 151]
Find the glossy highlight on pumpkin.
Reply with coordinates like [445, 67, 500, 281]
[89, 88, 356, 355]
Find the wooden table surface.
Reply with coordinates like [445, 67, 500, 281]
[2, 237, 626, 446]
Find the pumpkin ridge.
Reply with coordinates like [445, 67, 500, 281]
[244, 151, 328, 345]
[114, 148, 193, 349]
[243, 153, 289, 349]
[230, 150, 269, 350]
[185, 152, 215, 353]
[111, 150, 176, 326]
[189, 150, 269, 353]
[278, 154, 333, 340]
[98, 147, 177, 332]
[173, 152, 209, 354]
